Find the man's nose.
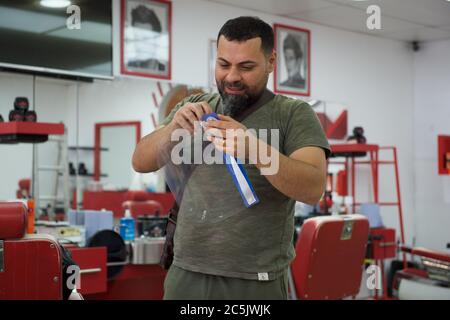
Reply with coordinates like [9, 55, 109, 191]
[225, 67, 242, 83]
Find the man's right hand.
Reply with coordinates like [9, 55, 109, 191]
[168, 101, 213, 134]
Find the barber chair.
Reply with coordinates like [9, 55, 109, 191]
[16, 178, 31, 199]
[393, 246, 450, 299]
[0, 202, 63, 300]
[289, 214, 369, 299]
[122, 191, 164, 218]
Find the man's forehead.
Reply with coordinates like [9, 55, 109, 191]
[217, 36, 265, 62]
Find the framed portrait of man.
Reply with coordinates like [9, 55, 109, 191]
[121, 0, 172, 79]
[274, 24, 310, 97]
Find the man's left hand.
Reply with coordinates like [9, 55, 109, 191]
[203, 114, 259, 162]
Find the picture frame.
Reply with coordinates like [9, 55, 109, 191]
[273, 23, 310, 97]
[120, 0, 172, 79]
[208, 39, 217, 89]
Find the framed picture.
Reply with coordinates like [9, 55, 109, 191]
[121, 0, 172, 79]
[208, 39, 217, 89]
[273, 23, 310, 96]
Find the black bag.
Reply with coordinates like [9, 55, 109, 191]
[60, 245, 80, 300]
[159, 202, 179, 270]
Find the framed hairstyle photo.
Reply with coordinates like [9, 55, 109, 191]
[274, 23, 310, 97]
[121, 0, 172, 79]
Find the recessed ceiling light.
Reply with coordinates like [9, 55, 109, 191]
[40, 0, 71, 8]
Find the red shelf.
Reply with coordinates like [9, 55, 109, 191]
[0, 122, 64, 135]
[330, 143, 379, 158]
[438, 135, 450, 175]
[0, 122, 64, 144]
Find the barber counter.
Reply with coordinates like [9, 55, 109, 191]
[0, 202, 168, 300]
[69, 237, 167, 300]
[69, 244, 167, 300]
[1, 200, 375, 300]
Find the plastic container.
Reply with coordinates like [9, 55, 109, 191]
[27, 199, 35, 234]
[119, 209, 135, 241]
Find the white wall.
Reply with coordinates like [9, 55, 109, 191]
[170, 0, 417, 244]
[0, 0, 419, 246]
[413, 39, 450, 251]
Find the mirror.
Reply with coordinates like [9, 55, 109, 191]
[0, 73, 81, 220]
[0, 72, 34, 202]
[94, 121, 141, 190]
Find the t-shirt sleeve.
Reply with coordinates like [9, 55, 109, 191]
[160, 93, 213, 127]
[160, 96, 190, 127]
[283, 102, 331, 158]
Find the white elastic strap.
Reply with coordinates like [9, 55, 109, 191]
[228, 155, 257, 206]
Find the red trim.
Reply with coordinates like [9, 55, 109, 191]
[273, 23, 311, 97]
[151, 113, 157, 128]
[152, 92, 159, 107]
[120, 0, 172, 80]
[94, 121, 141, 181]
[157, 81, 164, 97]
[0, 122, 64, 135]
[438, 135, 450, 175]
[326, 110, 347, 139]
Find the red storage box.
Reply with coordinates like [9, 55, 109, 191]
[68, 247, 107, 295]
[370, 228, 396, 260]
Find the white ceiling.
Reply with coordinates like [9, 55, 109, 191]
[205, 0, 450, 43]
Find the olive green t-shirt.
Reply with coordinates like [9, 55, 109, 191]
[161, 92, 330, 281]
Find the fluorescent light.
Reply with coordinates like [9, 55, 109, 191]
[40, 0, 71, 8]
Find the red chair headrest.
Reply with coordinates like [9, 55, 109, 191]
[18, 179, 31, 191]
[292, 214, 369, 299]
[124, 191, 148, 202]
[122, 200, 163, 218]
[0, 202, 28, 239]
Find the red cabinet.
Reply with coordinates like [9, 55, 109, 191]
[68, 247, 107, 295]
[370, 228, 396, 260]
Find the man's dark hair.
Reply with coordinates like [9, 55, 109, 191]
[217, 16, 274, 56]
[131, 5, 162, 32]
[283, 34, 302, 59]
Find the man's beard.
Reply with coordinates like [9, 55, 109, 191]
[217, 80, 262, 118]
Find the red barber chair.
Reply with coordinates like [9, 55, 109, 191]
[16, 178, 31, 199]
[392, 246, 450, 299]
[290, 214, 369, 299]
[0, 202, 63, 300]
[122, 191, 164, 218]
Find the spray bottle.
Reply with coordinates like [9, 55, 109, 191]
[119, 209, 135, 241]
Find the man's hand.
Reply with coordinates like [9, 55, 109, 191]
[204, 114, 260, 162]
[169, 101, 213, 134]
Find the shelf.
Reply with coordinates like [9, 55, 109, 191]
[68, 146, 109, 151]
[330, 143, 379, 158]
[59, 173, 108, 178]
[0, 122, 65, 144]
[73, 173, 108, 178]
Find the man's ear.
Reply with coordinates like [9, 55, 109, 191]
[267, 50, 276, 73]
